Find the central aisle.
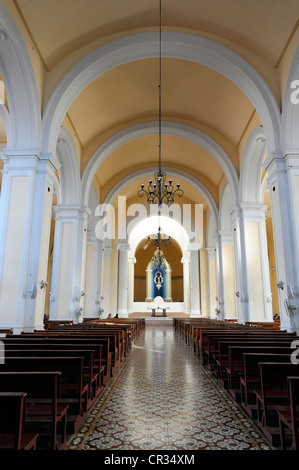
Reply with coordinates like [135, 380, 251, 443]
[66, 324, 272, 450]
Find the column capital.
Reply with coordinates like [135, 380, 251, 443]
[187, 242, 202, 251]
[53, 204, 91, 221]
[116, 242, 130, 251]
[104, 246, 112, 258]
[232, 203, 268, 221]
[206, 246, 216, 257]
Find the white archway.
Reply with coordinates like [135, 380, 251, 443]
[103, 166, 217, 242]
[42, 32, 281, 159]
[0, 2, 41, 149]
[82, 121, 238, 209]
[239, 126, 267, 204]
[56, 127, 81, 205]
[127, 214, 195, 315]
[281, 45, 299, 150]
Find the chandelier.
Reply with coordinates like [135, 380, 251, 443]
[137, 0, 184, 207]
[146, 225, 171, 249]
[152, 248, 165, 268]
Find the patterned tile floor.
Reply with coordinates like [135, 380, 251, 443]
[66, 325, 273, 451]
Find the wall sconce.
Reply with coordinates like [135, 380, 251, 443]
[74, 290, 86, 303]
[40, 280, 48, 289]
[276, 281, 284, 289]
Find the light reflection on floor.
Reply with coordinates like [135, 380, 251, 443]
[67, 325, 272, 450]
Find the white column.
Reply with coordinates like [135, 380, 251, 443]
[218, 230, 237, 320]
[264, 153, 299, 333]
[206, 247, 217, 318]
[181, 257, 190, 314]
[49, 205, 90, 323]
[116, 242, 130, 318]
[102, 245, 112, 317]
[146, 267, 153, 301]
[84, 235, 104, 318]
[232, 203, 274, 324]
[127, 256, 136, 314]
[188, 244, 201, 316]
[165, 267, 172, 301]
[0, 150, 59, 333]
[214, 232, 226, 321]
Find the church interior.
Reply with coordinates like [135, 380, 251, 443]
[0, 0, 298, 453]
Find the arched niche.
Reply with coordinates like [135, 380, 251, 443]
[127, 214, 192, 314]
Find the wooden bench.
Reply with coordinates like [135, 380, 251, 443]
[18, 331, 120, 373]
[3, 336, 111, 385]
[4, 348, 100, 405]
[226, 346, 293, 399]
[0, 356, 87, 434]
[237, 352, 293, 418]
[277, 376, 299, 450]
[204, 332, 295, 369]
[213, 339, 297, 385]
[0, 372, 68, 450]
[0, 392, 39, 450]
[255, 362, 299, 445]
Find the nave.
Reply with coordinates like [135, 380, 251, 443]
[66, 324, 272, 451]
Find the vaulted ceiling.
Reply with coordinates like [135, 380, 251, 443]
[3, 0, 299, 209]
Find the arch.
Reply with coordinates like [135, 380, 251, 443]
[82, 121, 237, 208]
[0, 3, 41, 149]
[42, 33, 281, 158]
[103, 165, 218, 233]
[128, 214, 190, 259]
[239, 126, 267, 203]
[56, 127, 81, 205]
[219, 182, 233, 231]
[281, 44, 299, 150]
[206, 210, 217, 248]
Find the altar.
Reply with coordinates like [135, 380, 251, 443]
[147, 296, 170, 317]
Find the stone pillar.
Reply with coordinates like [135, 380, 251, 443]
[214, 233, 225, 321]
[49, 205, 90, 323]
[0, 150, 58, 332]
[217, 230, 237, 320]
[146, 266, 153, 301]
[181, 257, 190, 314]
[165, 266, 172, 301]
[84, 236, 104, 318]
[116, 242, 130, 317]
[127, 256, 136, 314]
[232, 203, 273, 324]
[206, 247, 217, 318]
[264, 153, 299, 333]
[188, 244, 201, 316]
[102, 245, 112, 317]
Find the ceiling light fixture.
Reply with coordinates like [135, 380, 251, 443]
[138, 0, 184, 208]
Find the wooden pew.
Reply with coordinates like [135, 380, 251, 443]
[226, 346, 293, 399]
[204, 331, 295, 368]
[35, 328, 124, 365]
[277, 376, 299, 450]
[17, 331, 120, 373]
[0, 372, 68, 450]
[4, 349, 100, 404]
[255, 362, 299, 445]
[3, 336, 111, 385]
[0, 392, 39, 450]
[212, 338, 297, 385]
[0, 356, 87, 434]
[237, 352, 293, 418]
